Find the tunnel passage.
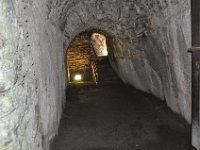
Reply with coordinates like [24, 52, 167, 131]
[0, 0, 194, 150]
[66, 31, 122, 85]
[53, 85, 195, 150]
[52, 30, 195, 149]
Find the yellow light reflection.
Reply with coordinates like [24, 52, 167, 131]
[74, 74, 82, 81]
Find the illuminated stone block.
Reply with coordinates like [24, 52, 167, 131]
[91, 33, 108, 56]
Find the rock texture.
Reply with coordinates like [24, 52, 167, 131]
[67, 34, 92, 71]
[91, 33, 108, 56]
[0, 0, 192, 150]
[61, 0, 191, 121]
[0, 0, 66, 150]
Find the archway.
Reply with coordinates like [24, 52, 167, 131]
[65, 29, 122, 86]
[52, 28, 194, 149]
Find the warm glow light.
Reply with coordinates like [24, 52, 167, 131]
[74, 74, 82, 81]
[91, 33, 108, 56]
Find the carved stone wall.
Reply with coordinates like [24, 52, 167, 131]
[0, 0, 192, 150]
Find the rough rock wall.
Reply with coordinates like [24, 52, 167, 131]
[0, 0, 66, 150]
[60, 0, 191, 122]
[0, 0, 192, 150]
[67, 35, 91, 71]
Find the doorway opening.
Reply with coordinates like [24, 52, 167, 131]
[66, 30, 121, 86]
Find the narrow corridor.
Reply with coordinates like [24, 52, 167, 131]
[53, 85, 194, 150]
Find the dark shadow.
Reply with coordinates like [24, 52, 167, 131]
[53, 85, 194, 150]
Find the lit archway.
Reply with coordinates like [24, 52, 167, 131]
[65, 29, 121, 85]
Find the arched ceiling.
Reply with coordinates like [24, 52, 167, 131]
[54, 0, 191, 122]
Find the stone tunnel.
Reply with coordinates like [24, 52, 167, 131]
[0, 0, 198, 150]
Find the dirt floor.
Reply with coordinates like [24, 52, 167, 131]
[53, 85, 196, 150]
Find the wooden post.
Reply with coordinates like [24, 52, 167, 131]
[189, 48, 200, 149]
[190, 0, 200, 149]
[67, 65, 71, 83]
